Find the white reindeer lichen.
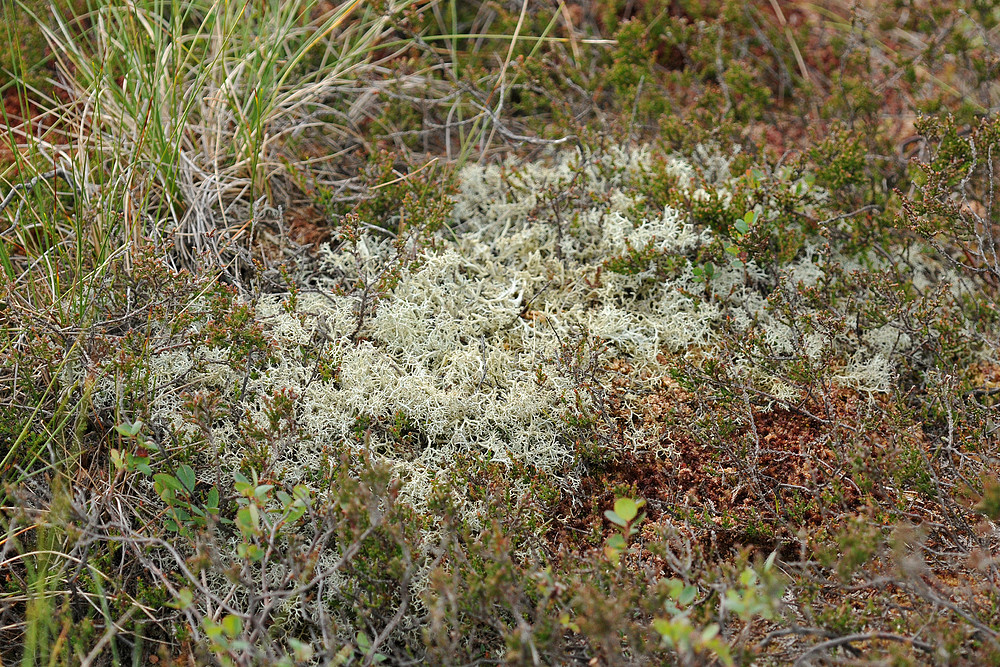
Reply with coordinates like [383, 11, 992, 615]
[81, 146, 950, 525]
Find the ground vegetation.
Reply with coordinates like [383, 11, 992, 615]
[2, 0, 1000, 664]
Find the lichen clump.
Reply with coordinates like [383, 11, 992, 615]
[104, 146, 927, 519]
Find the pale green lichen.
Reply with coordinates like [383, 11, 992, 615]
[96, 145, 939, 509]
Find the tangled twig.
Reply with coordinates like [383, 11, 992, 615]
[0, 168, 79, 232]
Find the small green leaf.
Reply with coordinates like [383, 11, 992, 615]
[221, 614, 242, 638]
[233, 471, 251, 492]
[613, 498, 637, 522]
[652, 618, 672, 636]
[286, 504, 307, 524]
[115, 421, 142, 438]
[606, 534, 626, 550]
[604, 509, 627, 527]
[169, 587, 194, 609]
[679, 585, 697, 606]
[237, 507, 256, 536]
[154, 473, 184, 494]
[176, 464, 196, 493]
[613, 497, 644, 522]
[203, 619, 223, 640]
[206, 486, 220, 510]
[559, 612, 581, 633]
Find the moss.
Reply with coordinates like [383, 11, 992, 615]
[1, 0, 90, 105]
[1, 0, 55, 94]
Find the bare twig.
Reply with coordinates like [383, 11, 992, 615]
[793, 631, 934, 665]
[0, 169, 79, 231]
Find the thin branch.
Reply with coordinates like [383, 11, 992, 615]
[793, 632, 935, 665]
[0, 168, 79, 224]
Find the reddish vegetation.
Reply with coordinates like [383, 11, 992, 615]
[550, 373, 870, 556]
